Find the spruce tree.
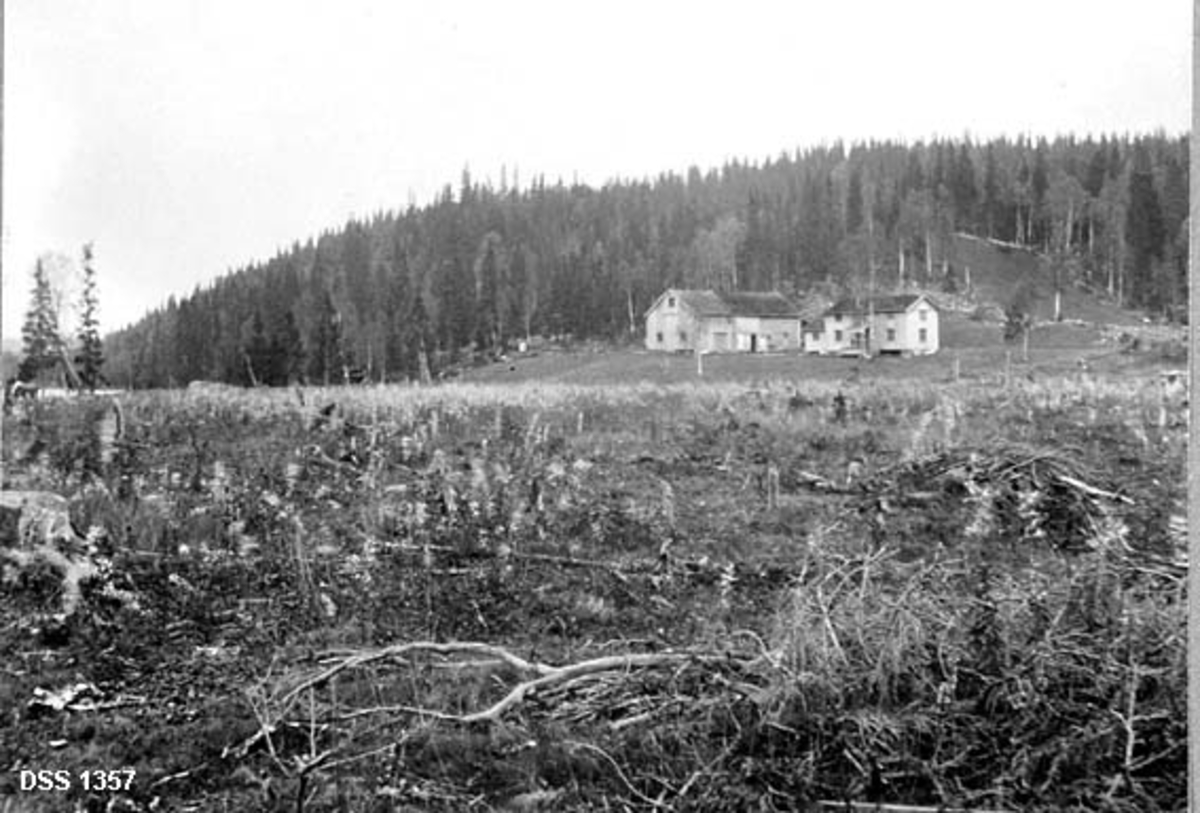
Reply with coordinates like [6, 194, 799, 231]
[75, 243, 105, 390]
[1125, 146, 1166, 311]
[18, 258, 62, 382]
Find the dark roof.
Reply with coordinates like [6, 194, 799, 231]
[718, 291, 800, 317]
[671, 290, 729, 315]
[825, 294, 932, 316]
[660, 289, 800, 318]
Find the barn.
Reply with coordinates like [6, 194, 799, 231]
[643, 289, 802, 353]
[804, 293, 940, 356]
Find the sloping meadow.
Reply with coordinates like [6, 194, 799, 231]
[0, 375, 1186, 811]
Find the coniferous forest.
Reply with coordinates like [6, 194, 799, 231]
[104, 134, 1188, 388]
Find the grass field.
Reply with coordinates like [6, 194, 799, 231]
[0, 332, 1188, 812]
[459, 313, 1179, 388]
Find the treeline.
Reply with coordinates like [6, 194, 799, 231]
[105, 133, 1187, 388]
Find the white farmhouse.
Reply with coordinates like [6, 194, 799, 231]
[804, 294, 940, 356]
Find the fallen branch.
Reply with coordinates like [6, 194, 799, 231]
[455, 651, 710, 725]
[1057, 473, 1132, 504]
[387, 539, 636, 574]
[284, 642, 716, 724]
[236, 641, 742, 769]
[277, 641, 557, 710]
[565, 739, 671, 809]
[816, 804, 1011, 813]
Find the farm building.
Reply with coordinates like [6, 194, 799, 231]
[804, 293, 940, 356]
[644, 289, 802, 353]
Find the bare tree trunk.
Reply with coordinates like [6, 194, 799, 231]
[866, 183, 876, 286]
[1088, 217, 1096, 289]
[1065, 199, 1076, 253]
[1116, 230, 1126, 306]
[418, 338, 432, 386]
[242, 350, 260, 388]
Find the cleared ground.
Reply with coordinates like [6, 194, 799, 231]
[460, 314, 1179, 387]
[0, 329, 1187, 812]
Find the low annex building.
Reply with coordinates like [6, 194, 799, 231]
[644, 289, 802, 353]
[804, 293, 940, 356]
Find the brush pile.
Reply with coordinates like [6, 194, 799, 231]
[857, 442, 1146, 558]
[233, 639, 785, 810]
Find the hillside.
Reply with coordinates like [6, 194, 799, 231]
[99, 133, 1186, 389]
[945, 233, 1146, 326]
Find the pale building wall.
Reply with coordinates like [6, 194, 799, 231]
[645, 290, 804, 354]
[817, 299, 939, 356]
[645, 292, 702, 352]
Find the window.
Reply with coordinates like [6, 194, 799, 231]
[679, 330, 688, 342]
[886, 328, 896, 342]
[835, 314, 843, 323]
[668, 297, 676, 308]
[919, 328, 928, 343]
[834, 330, 843, 342]
[919, 308, 928, 322]
[656, 332, 664, 344]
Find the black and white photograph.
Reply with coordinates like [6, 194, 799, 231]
[0, 2, 1193, 810]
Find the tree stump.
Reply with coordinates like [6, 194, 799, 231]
[0, 490, 95, 616]
[0, 490, 77, 546]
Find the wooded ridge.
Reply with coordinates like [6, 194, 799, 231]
[103, 133, 1187, 388]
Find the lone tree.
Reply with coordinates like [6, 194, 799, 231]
[1004, 280, 1038, 362]
[18, 258, 64, 383]
[75, 243, 105, 391]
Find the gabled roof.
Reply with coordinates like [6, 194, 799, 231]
[671, 289, 729, 315]
[825, 293, 934, 316]
[718, 291, 800, 317]
[649, 289, 800, 318]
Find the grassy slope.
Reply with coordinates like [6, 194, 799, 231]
[947, 233, 1146, 326]
[459, 234, 1168, 389]
[458, 314, 1165, 389]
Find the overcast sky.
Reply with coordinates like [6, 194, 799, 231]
[2, 1, 1190, 340]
